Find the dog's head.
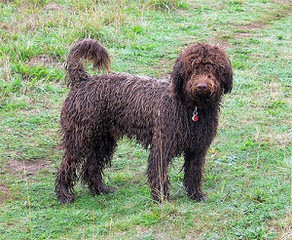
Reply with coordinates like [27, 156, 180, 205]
[171, 43, 233, 104]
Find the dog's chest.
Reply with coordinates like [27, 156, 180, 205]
[176, 111, 218, 151]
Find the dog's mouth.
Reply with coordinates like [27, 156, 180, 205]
[189, 86, 213, 99]
[186, 86, 220, 104]
[193, 87, 211, 97]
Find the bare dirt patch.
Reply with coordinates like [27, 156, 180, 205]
[267, 215, 292, 240]
[191, 2, 227, 10]
[271, 0, 292, 5]
[232, 7, 292, 34]
[43, 2, 64, 11]
[27, 54, 62, 68]
[233, 22, 267, 31]
[0, 184, 10, 204]
[209, 38, 232, 50]
[235, 32, 253, 38]
[217, 42, 231, 50]
[6, 159, 50, 176]
[261, 131, 292, 147]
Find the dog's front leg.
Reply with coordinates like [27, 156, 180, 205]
[183, 150, 207, 201]
[146, 144, 172, 203]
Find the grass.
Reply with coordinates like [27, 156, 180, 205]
[0, 0, 291, 239]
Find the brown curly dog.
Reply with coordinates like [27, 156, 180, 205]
[55, 39, 233, 204]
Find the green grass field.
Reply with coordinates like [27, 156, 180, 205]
[0, 0, 291, 239]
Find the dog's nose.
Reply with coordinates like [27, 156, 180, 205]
[197, 82, 208, 91]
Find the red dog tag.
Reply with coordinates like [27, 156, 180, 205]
[192, 114, 199, 122]
[192, 107, 199, 122]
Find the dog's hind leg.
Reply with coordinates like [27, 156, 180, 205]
[81, 134, 117, 196]
[55, 153, 78, 204]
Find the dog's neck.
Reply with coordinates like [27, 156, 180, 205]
[184, 96, 221, 112]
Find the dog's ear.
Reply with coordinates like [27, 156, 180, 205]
[222, 60, 233, 94]
[171, 59, 185, 99]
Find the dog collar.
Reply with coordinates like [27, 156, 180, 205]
[192, 106, 199, 122]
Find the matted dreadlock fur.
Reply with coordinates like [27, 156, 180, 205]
[55, 38, 233, 204]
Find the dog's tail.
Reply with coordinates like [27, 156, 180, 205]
[66, 39, 110, 87]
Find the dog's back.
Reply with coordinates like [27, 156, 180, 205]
[62, 70, 170, 147]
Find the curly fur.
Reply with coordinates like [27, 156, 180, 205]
[55, 39, 233, 204]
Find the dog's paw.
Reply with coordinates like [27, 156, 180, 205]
[189, 191, 206, 202]
[150, 191, 170, 204]
[99, 185, 115, 194]
[90, 184, 115, 196]
[58, 194, 74, 204]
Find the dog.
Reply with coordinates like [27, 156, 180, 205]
[55, 39, 233, 204]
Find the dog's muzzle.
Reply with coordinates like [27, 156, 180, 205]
[194, 82, 210, 96]
[186, 74, 218, 99]
[188, 82, 211, 98]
